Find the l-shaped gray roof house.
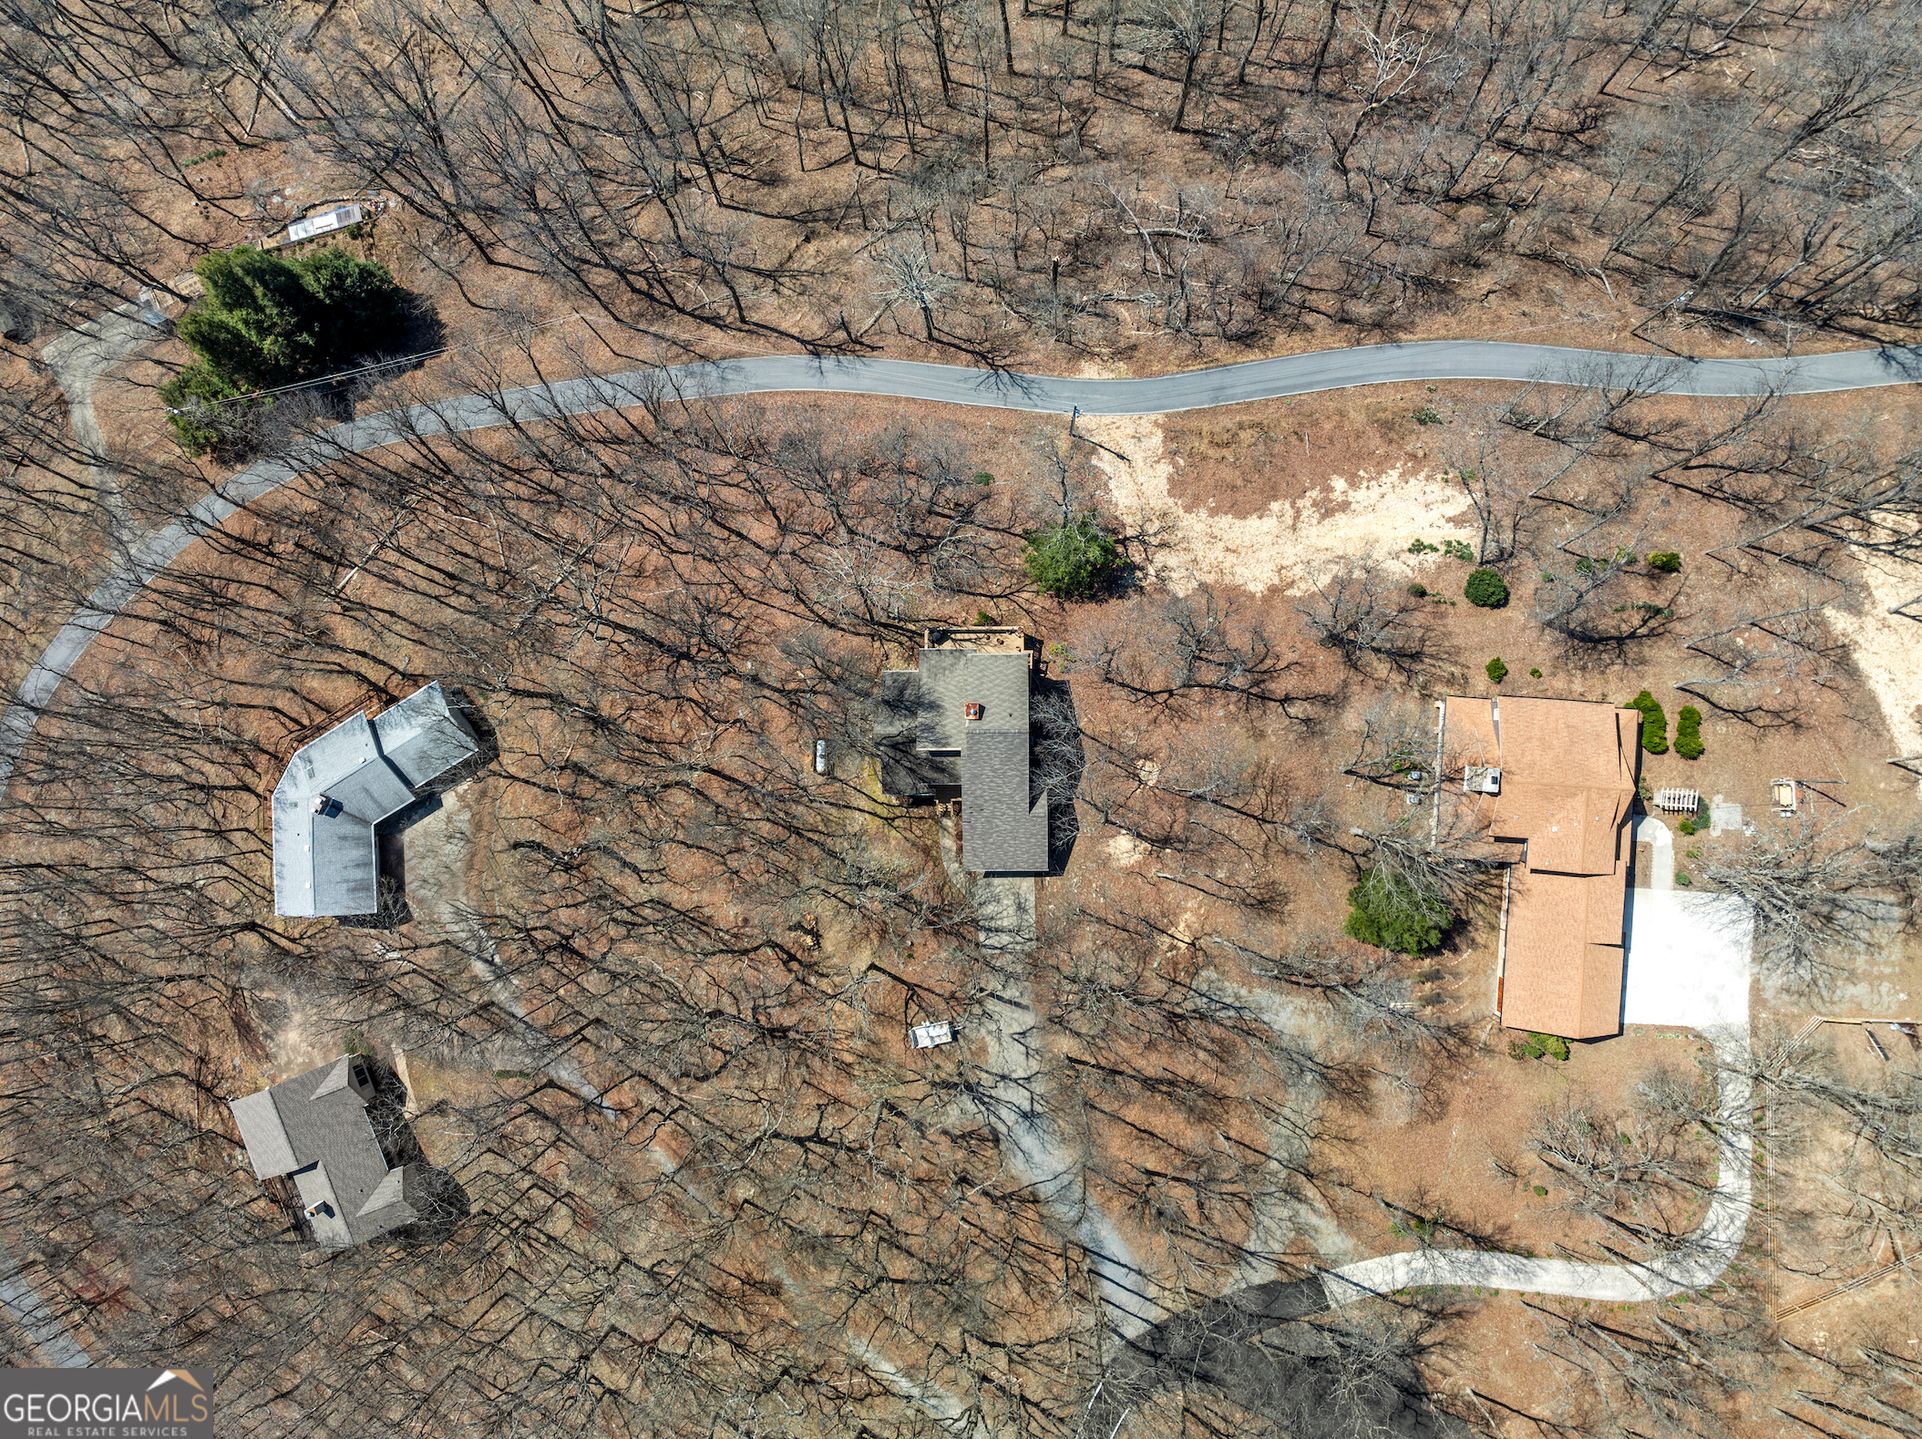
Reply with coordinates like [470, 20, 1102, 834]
[271, 682, 479, 917]
[229, 1055, 422, 1249]
[877, 629, 1049, 874]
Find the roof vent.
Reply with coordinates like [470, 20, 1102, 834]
[963, 702, 984, 721]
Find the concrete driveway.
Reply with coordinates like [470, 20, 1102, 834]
[1623, 886, 1754, 1032]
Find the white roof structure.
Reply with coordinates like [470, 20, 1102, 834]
[909, 1021, 955, 1049]
[270, 683, 479, 917]
[285, 203, 363, 243]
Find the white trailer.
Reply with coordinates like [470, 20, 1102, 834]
[285, 203, 365, 244]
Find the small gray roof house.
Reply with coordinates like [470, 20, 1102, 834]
[877, 629, 1049, 874]
[271, 682, 480, 917]
[229, 1055, 422, 1249]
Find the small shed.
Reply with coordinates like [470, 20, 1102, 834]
[909, 1021, 955, 1050]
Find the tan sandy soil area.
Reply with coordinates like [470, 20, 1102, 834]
[1826, 547, 1922, 794]
[1080, 411, 1476, 597]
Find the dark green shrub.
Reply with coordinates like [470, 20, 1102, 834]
[1023, 514, 1122, 600]
[1528, 666, 1543, 678]
[1646, 551, 1683, 573]
[1440, 538, 1474, 562]
[1413, 404, 1443, 426]
[160, 244, 408, 455]
[1626, 690, 1669, 754]
[973, 610, 999, 626]
[1486, 656, 1508, 684]
[1343, 866, 1453, 955]
[1464, 567, 1509, 608]
[1406, 581, 1428, 598]
[1675, 704, 1704, 760]
[1518, 1031, 1571, 1062]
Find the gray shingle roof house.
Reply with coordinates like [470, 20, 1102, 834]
[229, 1055, 422, 1249]
[271, 682, 480, 917]
[877, 629, 1049, 874]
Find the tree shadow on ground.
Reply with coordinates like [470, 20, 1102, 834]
[1079, 1277, 1470, 1439]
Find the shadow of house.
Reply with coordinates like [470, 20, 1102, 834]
[272, 681, 484, 924]
[229, 1053, 469, 1250]
[1031, 676, 1084, 876]
[876, 628, 1054, 876]
[1076, 1277, 1470, 1439]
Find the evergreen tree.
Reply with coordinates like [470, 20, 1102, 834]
[161, 245, 407, 455]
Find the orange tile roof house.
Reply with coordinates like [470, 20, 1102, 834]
[1442, 696, 1643, 1040]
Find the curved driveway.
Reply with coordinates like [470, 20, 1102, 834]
[0, 336, 1861, 1368]
[1322, 1023, 1752, 1308]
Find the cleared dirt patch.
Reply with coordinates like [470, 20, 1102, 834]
[1082, 410, 1475, 597]
[1827, 548, 1922, 794]
[1325, 1027, 1717, 1264]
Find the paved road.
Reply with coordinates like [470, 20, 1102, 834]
[619, 342, 1922, 414]
[10, 338, 1922, 794]
[0, 335, 1844, 1368]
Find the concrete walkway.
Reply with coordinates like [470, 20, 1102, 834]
[1634, 813, 1675, 891]
[1321, 1023, 1752, 1307]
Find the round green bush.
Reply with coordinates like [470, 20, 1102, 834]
[1023, 514, 1122, 600]
[1646, 551, 1683, 573]
[1486, 656, 1508, 684]
[1343, 867, 1453, 956]
[1464, 567, 1509, 608]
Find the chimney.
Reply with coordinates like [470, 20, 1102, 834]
[311, 794, 330, 814]
[964, 702, 984, 721]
